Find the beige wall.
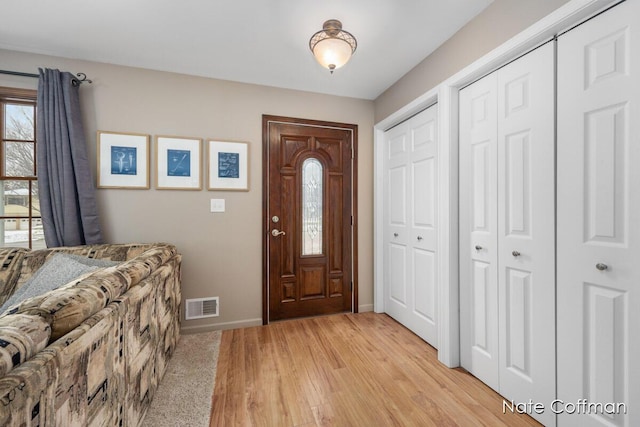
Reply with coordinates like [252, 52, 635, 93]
[0, 48, 375, 332]
[0, 0, 573, 331]
[374, 0, 570, 122]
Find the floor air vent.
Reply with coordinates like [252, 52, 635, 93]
[185, 297, 219, 320]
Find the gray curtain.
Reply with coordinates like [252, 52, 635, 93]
[36, 68, 103, 247]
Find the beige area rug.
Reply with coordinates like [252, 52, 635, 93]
[142, 330, 222, 427]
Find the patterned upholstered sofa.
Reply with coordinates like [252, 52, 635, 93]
[0, 243, 181, 426]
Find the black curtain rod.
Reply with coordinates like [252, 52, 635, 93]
[0, 69, 92, 84]
[0, 69, 39, 79]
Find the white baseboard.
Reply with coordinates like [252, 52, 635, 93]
[358, 304, 374, 313]
[180, 317, 262, 334]
[180, 308, 377, 335]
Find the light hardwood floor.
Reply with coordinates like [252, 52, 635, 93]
[210, 312, 541, 426]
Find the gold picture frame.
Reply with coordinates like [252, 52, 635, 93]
[155, 135, 202, 190]
[207, 140, 249, 191]
[97, 131, 150, 189]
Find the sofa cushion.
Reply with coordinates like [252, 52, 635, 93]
[0, 313, 51, 376]
[0, 253, 118, 314]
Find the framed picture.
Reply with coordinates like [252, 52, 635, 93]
[155, 136, 202, 190]
[97, 131, 150, 189]
[207, 140, 249, 191]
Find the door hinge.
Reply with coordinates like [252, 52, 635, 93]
[350, 215, 353, 226]
[351, 147, 354, 159]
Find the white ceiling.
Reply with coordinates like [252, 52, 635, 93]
[0, 0, 493, 100]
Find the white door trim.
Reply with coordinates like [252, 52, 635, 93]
[373, 0, 619, 368]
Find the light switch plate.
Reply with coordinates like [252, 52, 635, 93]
[210, 199, 225, 213]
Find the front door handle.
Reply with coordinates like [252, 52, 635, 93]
[271, 229, 286, 237]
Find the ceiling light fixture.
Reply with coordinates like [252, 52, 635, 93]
[309, 19, 357, 74]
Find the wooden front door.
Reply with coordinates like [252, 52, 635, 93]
[263, 115, 356, 322]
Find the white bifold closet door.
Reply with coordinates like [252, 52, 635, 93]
[459, 70, 500, 390]
[557, 1, 640, 426]
[460, 42, 555, 427]
[383, 104, 438, 348]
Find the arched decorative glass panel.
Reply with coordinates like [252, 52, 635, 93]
[302, 158, 323, 255]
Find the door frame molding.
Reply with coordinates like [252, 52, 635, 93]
[373, 0, 619, 367]
[262, 115, 359, 325]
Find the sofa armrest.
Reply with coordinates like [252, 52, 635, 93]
[0, 313, 50, 376]
[7, 244, 179, 342]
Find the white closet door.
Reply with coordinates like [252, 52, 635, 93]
[384, 120, 410, 335]
[460, 71, 500, 391]
[497, 42, 555, 427]
[410, 106, 439, 346]
[383, 105, 439, 347]
[460, 44, 555, 421]
[558, 1, 640, 426]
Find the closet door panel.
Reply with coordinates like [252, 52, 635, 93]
[412, 158, 435, 227]
[410, 109, 439, 343]
[389, 167, 407, 227]
[413, 248, 436, 323]
[412, 115, 437, 243]
[504, 267, 531, 372]
[385, 125, 410, 310]
[389, 243, 407, 305]
[471, 260, 493, 351]
[383, 105, 439, 347]
[584, 105, 625, 244]
[558, 1, 640, 425]
[504, 131, 530, 235]
[497, 42, 556, 427]
[460, 72, 499, 391]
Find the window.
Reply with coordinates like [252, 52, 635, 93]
[0, 87, 44, 249]
[301, 157, 323, 255]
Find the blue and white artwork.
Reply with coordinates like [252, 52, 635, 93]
[111, 146, 137, 175]
[218, 152, 239, 178]
[167, 149, 191, 177]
